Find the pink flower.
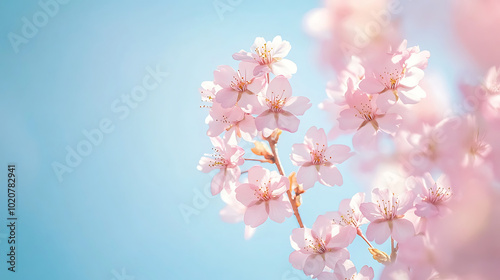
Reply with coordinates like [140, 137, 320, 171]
[232, 36, 297, 78]
[408, 173, 452, 218]
[235, 166, 292, 227]
[254, 75, 311, 133]
[206, 102, 257, 143]
[359, 40, 429, 107]
[360, 188, 415, 244]
[391, 40, 430, 70]
[324, 192, 369, 229]
[289, 215, 356, 278]
[319, 57, 365, 139]
[290, 126, 352, 190]
[213, 62, 266, 112]
[197, 137, 245, 195]
[337, 85, 401, 150]
[317, 260, 374, 280]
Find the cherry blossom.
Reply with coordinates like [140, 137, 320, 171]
[197, 31, 500, 280]
[360, 188, 415, 244]
[391, 40, 430, 71]
[318, 260, 374, 280]
[337, 84, 401, 149]
[206, 102, 257, 143]
[232, 36, 297, 78]
[197, 136, 245, 195]
[408, 173, 452, 218]
[213, 62, 266, 112]
[320, 57, 365, 139]
[290, 126, 352, 189]
[254, 75, 311, 134]
[325, 192, 368, 229]
[289, 215, 356, 278]
[359, 41, 429, 107]
[235, 166, 292, 227]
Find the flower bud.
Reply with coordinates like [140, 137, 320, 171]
[368, 248, 391, 264]
[251, 141, 275, 163]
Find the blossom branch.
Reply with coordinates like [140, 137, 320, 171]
[266, 129, 304, 228]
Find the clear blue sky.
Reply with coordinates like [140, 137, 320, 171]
[0, 0, 464, 279]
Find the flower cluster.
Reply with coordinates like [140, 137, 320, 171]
[198, 26, 500, 279]
[199, 36, 354, 233]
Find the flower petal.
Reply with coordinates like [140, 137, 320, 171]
[213, 65, 236, 88]
[359, 76, 385, 93]
[304, 254, 325, 277]
[366, 221, 391, 244]
[352, 125, 377, 150]
[277, 111, 300, 133]
[325, 144, 352, 164]
[324, 248, 350, 270]
[297, 165, 318, 190]
[318, 165, 343, 187]
[267, 75, 292, 98]
[268, 197, 292, 223]
[244, 203, 268, 227]
[271, 59, 297, 78]
[291, 143, 312, 166]
[285, 96, 312, 116]
[391, 218, 415, 243]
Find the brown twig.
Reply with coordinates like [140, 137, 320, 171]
[266, 130, 304, 228]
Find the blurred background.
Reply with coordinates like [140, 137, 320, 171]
[0, 0, 497, 279]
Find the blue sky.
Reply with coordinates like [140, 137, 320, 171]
[0, 0, 468, 279]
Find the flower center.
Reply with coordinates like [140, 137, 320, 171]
[207, 147, 228, 168]
[255, 179, 272, 201]
[255, 42, 273, 65]
[305, 237, 328, 254]
[353, 102, 375, 121]
[230, 70, 251, 92]
[425, 183, 452, 204]
[334, 208, 358, 227]
[266, 91, 287, 112]
[310, 143, 330, 165]
[376, 193, 399, 220]
[380, 66, 405, 90]
[469, 140, 489, 157]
